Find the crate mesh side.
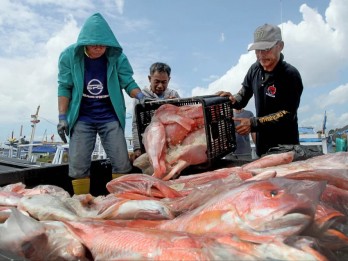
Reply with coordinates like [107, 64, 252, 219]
[205, 101, 236, 160]
[135, 96, 236, 164]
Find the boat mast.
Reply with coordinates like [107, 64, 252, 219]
[28, 105, 40, 161]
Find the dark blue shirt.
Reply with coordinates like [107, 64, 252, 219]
[79, 54, 118, 123]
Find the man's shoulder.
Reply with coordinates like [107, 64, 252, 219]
[59, 44, 77, 59]
[166, 88, 180, 97]
[142, 87, 156, 98]
[246, 62, 262, 77]
[279, 60, 301, 75]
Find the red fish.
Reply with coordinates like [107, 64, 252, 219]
[159, 178, 325, 243]
[106, 174, 183, 199]
[64, 220, 209, 260]
[321, 184, 348, 216]
[164, 127, 208, 180]
[164, 123, 190, 146]
[283, 169, 348, 190]
[242, 151, 295, 171]
[143, 121, 167, 178]
[153, 104, 194, 130]
[251, 151, 348, 178]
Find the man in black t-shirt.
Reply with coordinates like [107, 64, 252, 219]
[217, 24, 303, 157]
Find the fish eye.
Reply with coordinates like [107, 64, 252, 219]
[270, 190, 278, 197]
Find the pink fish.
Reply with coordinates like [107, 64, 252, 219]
[164, 127, 208, 180]
[321, 184, 348, 216]
[106, 174, 183, 199]
[159, 178, 325, 243]
[242, 151, 295, 171]
[177, 104, 204, 119]
[250, 151, 348, 177]
[283, 169, 348, 190]
[164, 123, 190, 146]
[143, 121, 167, 178]
[154, 104, 195, 131]
[0, 191, 23, 207]
[64, 220, 209, 260]
[0, 208, 88, 261]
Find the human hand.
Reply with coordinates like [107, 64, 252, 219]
[136, 92, 155, 107]
[233, 117, 251, 136]
[57, 115, 69, 143]
[215, 91, 236, 104]
[133, 149, 142, 160]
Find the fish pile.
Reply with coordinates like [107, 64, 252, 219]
[0, 152, 348, 260]
[134, 103, 208, 180]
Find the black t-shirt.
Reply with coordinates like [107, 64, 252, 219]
[236, 54, 303, 156]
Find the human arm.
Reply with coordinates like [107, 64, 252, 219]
[115, 53, 143, 97]
[216, 83, 254, 109]
[130, 88, 144, 99]
[57, 50, 73, 143]
[215, 91, 237, 104]
[132, 99, 143, 159]
[249, 66, 303, 132]
[235, 109, 298, 137]
[233, 117, 252, 136]
[251, 132, 256, 143]
[58, 96, 70, 116]
[57, 96, 70, 143]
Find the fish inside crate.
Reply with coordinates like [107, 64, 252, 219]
[135, 95, 237, 174]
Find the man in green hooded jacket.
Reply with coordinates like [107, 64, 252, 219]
[57, 13, 146, 190]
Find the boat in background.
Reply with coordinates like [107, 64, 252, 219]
[298, 126, 327, 154]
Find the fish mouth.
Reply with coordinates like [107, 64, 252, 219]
[239, 212, 313, 244]
[258, 212, 313, 235]
[252, 203, 315, 234]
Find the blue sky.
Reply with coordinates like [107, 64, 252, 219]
[1, 0, 347, 145]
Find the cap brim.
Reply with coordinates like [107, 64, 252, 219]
[248, 41, 278, 51]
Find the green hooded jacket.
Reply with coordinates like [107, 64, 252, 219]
[57, 13, 139, 131]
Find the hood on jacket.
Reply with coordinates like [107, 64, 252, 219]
[75, 13, 122, 54]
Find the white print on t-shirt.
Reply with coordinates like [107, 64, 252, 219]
[83, 79, 109, 99]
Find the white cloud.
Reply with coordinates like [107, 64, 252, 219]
[115, 0, 125, 15]
[202, 75, 220, 82]
[0, 13, 81, 140]
[219, 32, 225, 42]
[192, 52, 254, 96]
[317, 83, 348, 108]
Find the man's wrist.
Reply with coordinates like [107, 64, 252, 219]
[135, 92, 145, 100]
[59, 114, 67, 120]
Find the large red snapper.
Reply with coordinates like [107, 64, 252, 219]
[64, 220, 209, 260]
[242, 151, 295, 171]
[159, 178, 326, 243]
[250, 152, 348, 178]
[283, 169, 348, 190]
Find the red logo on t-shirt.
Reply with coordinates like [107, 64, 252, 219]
[266, 85, 276, 97]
